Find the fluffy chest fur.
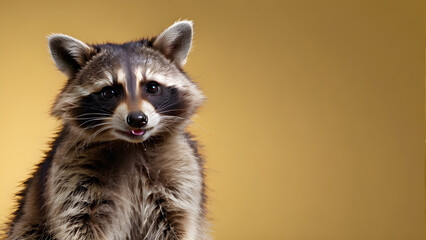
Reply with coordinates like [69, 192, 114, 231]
[43, 129, 204, 240]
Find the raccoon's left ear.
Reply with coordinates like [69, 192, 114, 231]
[48, 34, 96, 78]
[153, 20, 193, 67]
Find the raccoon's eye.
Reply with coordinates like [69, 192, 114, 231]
[146, 81, 160, 94]
[100, 87, 117, 99]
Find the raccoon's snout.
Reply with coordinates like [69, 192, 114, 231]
[127, 111, 148, 128]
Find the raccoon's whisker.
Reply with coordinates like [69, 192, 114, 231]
[63, 113, 113, 122]
[161, 117, 189, 124]
[62, 130, 86, 157]
[154, 107, 186, 118]
[79, 122, 112, 131]
[87, 127, 111, 145]
[77, 116, 113, 122]
[161, 115, 188, 119]
[89, 97, 116, 113]
[150, 92, 180, 114]
[156, 108, 187, 113]
[64, 116, 113, 121]
[83, 125, 112, 146]
[77, 106, 113, 114]
[63, 122, 111, 156]
[77, 119, 113, 129]
[74, 112, 112, 117]
[85, 122, 112, 132]
[75, 102, 114, 113]
[154, 95, 180, 111]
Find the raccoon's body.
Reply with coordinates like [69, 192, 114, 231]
[4, 21, 208, 240]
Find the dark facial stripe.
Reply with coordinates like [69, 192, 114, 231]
[144, 83, 187, 117]
[72, 85, 123, 128]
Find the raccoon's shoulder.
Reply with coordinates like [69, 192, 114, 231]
[5, 127, 70, 234]
[184, 132, 203, 162]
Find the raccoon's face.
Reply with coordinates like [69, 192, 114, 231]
[48, 21, 204, 143]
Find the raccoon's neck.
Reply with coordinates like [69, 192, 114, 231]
[56, 125, 195, 176]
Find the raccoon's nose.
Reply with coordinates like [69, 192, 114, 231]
[126, 111, 148, 128]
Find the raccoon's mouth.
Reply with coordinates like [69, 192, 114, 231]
[116, 128, 152, 138]
[131, 129, 145, 136]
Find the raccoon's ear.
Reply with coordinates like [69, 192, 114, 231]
[48, 34, 96, 78]
[153, 20, 193, 67]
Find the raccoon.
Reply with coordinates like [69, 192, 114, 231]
[4, 21, 208, 240]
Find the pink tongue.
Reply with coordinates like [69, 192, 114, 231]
[131, 129, 145, 136]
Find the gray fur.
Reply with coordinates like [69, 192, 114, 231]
[4, 21, 208, 240]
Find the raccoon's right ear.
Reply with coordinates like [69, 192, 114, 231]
[153, 21, 193, 67]
[48, 34, 96, 78]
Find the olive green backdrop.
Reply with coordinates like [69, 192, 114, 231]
[0, 1, 424, 239]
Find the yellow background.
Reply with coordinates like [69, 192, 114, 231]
[0, 1, 424, 239]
